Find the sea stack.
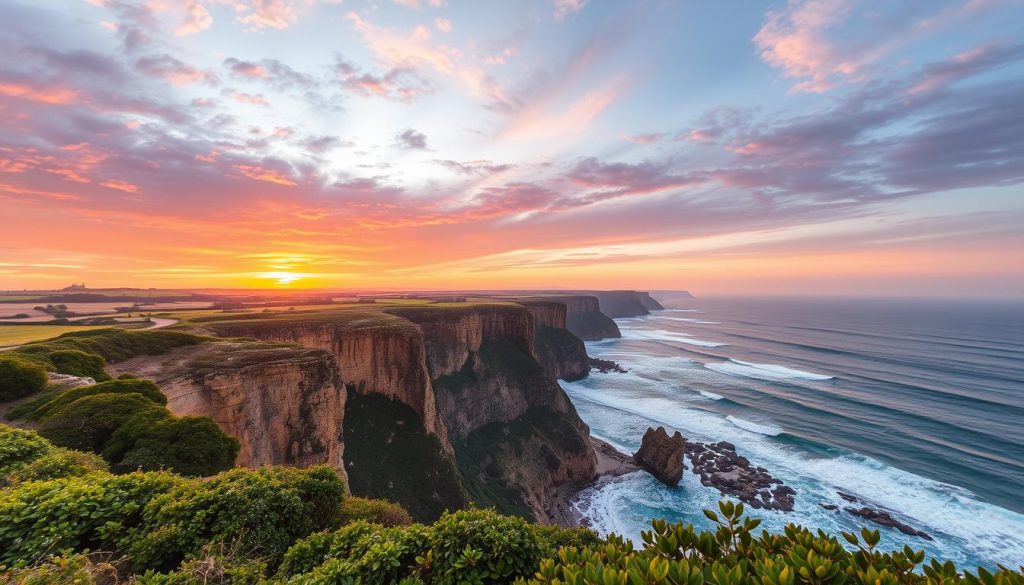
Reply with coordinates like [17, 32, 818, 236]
[634, 426, 686, 486]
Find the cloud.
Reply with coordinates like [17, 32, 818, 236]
[434, 17, 452, 33]
[434, 159, 513, 176]
[136, 54, 214, 86]
[234, 0, 298, 31]
[222, 89, 269, 106]
[223, 57, 316, 91]
[554, 0, 589, 21]
[753, 0, 861, 92]
[334, 56, 432, 101]
[395, 128, 428, 149]
[176, 0, 212, 36]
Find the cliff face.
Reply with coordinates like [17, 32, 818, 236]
[108, 342, 347, 478]
[530, 295, 621, 341]
[201, 315, 447, 449]
[386, 304, 597, 521]
[583, 290, 659, 318]
[517, 300, 591, 381]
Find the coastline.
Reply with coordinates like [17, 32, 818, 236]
[547, 436, 641, 527]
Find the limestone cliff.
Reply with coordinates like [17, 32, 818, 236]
[200, 314, 447, 449]
[584, 290, 661, 318]
[517, 300, 591, 381]
[529, 295, 621, 341]
[108, 341, 347, 478]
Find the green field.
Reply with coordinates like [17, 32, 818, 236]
[0, 325, 108, 347]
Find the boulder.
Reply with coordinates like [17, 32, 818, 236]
[633, 426, 686, 486]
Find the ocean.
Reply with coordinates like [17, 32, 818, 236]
[563, 296, 1024, 569]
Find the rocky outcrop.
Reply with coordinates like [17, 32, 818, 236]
[108, 341, 347, 477]
[634, 426, 685, 486]
[686, 441, 795, 511]
[638, 292, 665, 311]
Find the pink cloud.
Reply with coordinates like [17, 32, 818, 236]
[136, 54, 214, 86]
[176, 0, 213, 36]
[554, 0, 588, 21]
[234, 164, 296, 186]
[0, 82, 79, 105]
[235, 0, 298, 30]
[434, 17, 452, 33]
[101, 179, 139, 193]
[753, 0, 859, 93]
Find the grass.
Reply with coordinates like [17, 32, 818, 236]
[13, 328, 207, 363]
[0, 325, 107, 347]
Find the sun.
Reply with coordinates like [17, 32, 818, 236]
[260, 271, 302, 286]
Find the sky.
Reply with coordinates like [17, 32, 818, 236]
[1, 0, 1023, 296]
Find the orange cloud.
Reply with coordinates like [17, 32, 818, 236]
[0, 83, 78, 105]
[234, 164, 297, 186]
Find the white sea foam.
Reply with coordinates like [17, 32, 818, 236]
[657, 317, 722, 324]
[706, 359, 833, 381]
[562, 355, 1024, 568]
[699, 390, 723, 400]
[726, 415, 783, 436]
[623, 328, 728, 348]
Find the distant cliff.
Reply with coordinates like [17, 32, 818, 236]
[526, 295, 621, 341]
[582, 290, 663, 318]
[517, 300, 591, 381]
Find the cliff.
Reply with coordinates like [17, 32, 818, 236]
[108, 341, 347, 478]
[526, 295, 621, 341]
[190, 304, 596, 522]
[581, 290, 661, 318]
[516, 300, 591, 381]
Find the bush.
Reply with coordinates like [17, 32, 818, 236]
[288, 523, 431, 584]
[109, 415, 239, 476]
[0, 552, 121, 584]
[525, 501, 1024, 585]
[338, 496, 413, 527]
[0, 425, 54, 476]
[38, 393, 167, 453]
[24, 378, 167, 421]
[7, 448, 108, 483]
[16, 328, 204, 363]
[427, 508, 544, 584]
[45, 349, 110, 381]
[128, 465, 345, 571]
[0, 356, 48, 401]
[0, 471, 183, 566]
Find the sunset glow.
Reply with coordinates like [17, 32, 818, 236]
[1, 1, 1022, 296]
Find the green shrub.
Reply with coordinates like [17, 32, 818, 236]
[427, 508, 543, 584]
[45, 349, 110, 381]
[0, 471, 183, 565]
[278, 520, 383, 578]
[0, 355, 48, 401]
[525, 501, 1024, 585]
[38, 393, 167, 453]
[0, 424, 54, 476]
[128, 465, 345, 571]
[132, 542, 268, 585]
[16, 328, 203, 363]
[7, 448, 108, 483]
[110, 415, 239, 476]
[288, 523, 431, 584]
[25, 378, 167, 421]
[529, 523, 602, 554]
[338, 496, 413, 527]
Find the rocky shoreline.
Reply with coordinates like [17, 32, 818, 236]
[826, 492, 933, 540]
[686, 440, 795, 512]
[589, 357, 627, 374]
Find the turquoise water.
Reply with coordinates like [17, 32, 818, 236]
[564, 296, 1024, 569]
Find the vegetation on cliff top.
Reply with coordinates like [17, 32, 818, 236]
[2, 429, 1020, 583]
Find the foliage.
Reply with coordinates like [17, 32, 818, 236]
[524, 500, 1024, 585]
[22, 378, 167, 421]
[0, 470, 183, 566]
[287, 523, 431, 584]
[0, 424, 54, 477]
[14, 328, 204, 363]
[44, 349, 111, 381]
[427, 508, 544, 584]
[0, 355, 48, 401]
[338, 495, 413, 527]
[127, 465, 344, 571]
[6, 449, 108, 483]
[343, 393, 466, 522]
[106, 415, 239, 476]
[38, 393, 167, 453]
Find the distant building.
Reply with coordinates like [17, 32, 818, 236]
[62, 283, 86, 291]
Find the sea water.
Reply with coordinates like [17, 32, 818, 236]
[563, 296, 1024, 569]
